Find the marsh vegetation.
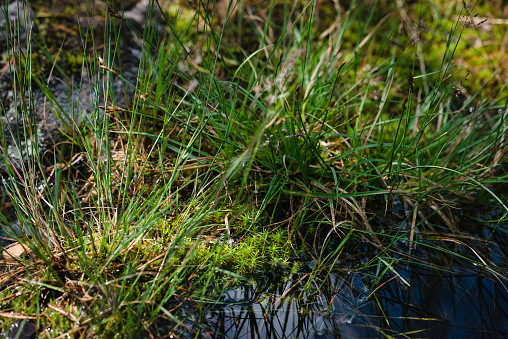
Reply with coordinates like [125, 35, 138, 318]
[0, 0, 507, 337]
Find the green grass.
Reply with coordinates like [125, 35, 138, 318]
[0, 0, 507, 337]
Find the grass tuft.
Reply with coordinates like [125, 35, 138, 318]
[0, 0, 507, 337]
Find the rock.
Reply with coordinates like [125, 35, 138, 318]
[0, 1, 35, 45]
[0, 65, 141, 173]
[1, 241, 29, 263]
[123, 0, 151, 25]
[0, 78, 96, 173]
[6, 319, 36, 339]
[0, 0, 142, 174]
[0, 1, 34, 28]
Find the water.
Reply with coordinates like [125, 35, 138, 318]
[187, 266, 507, 338]
[159, 212, 508, 339]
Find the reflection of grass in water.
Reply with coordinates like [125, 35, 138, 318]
[194, 250, 508, 338]
[0, 0, 507, 337]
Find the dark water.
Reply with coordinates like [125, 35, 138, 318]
[165, 211, 508, 339]
[187, 267, 507, 338]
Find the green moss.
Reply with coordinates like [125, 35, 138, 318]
[164, 4, 197, 37]
[65, 53, 84, 70]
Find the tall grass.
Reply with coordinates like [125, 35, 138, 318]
[0, 0, 507, 337]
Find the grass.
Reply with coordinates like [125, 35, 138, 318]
[0, 0, 507, 337]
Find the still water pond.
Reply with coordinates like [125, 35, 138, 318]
[193, 267, 507, 338]
[167, 219, 508, 338]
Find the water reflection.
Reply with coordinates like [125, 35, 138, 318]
[191, 264, 507, 338]
[163, 221, 508, 339]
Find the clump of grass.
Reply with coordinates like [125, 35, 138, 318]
[0, 0, 507, 337]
